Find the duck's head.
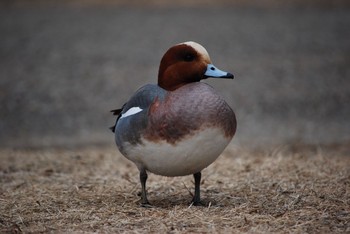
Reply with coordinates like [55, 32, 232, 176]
[158, 41, 234, 91]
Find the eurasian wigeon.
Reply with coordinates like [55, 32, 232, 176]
[111, 41, 236, 206]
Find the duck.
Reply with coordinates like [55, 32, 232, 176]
[111, 41, 236, 206]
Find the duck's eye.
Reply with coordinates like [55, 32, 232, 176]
[184, 53, 195, 62]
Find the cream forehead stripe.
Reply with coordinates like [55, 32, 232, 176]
[120, 107, 143, 119]
[180, 41, 211, 61]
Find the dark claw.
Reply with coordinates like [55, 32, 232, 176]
[140, 202, 153, 208]
[191, 200, 206, 206]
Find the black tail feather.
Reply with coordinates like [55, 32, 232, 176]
[109, 125, 115, 133]
[109, 103, 126, 133]
[110, 108, 123, 116]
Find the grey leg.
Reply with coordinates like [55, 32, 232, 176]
[191, 172, 203, 206]
[139, 168, 151, 207]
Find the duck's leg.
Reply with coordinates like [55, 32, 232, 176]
[191, 172, 204, 206]
[139, 168, 151, 207]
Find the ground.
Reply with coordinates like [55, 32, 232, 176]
[1, 143, 349, 233]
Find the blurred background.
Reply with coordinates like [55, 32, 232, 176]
[0, 0, 349, 148]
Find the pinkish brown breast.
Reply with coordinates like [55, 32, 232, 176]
[144, 82, 236, 145]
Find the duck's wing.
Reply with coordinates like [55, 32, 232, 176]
[109, 84, 166, 133]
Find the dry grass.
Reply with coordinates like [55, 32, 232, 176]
[0, 143, 349, 233]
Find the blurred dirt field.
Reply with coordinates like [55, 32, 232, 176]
[1, 144, 349, 233]
[1, 1, 349, 147]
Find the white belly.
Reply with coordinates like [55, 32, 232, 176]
[123, 128, 231, 176]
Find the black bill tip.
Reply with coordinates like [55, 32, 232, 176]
[220, 72, 234, 79]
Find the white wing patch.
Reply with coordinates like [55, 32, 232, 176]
[120, 107, 143, 119]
